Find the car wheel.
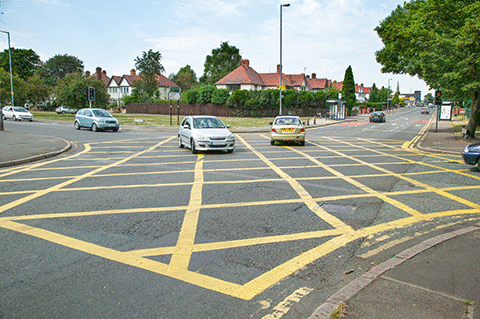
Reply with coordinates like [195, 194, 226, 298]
[62, 111, 66, 114]
[13, 115, 17, 121]
[92, 123, 98, 132]
[300, 141, 305, 146]
[191, 139, 198, 154]
[29, 119, 33, 122]
[74, 121, 80, 130]
[2, 115, 6, 120]
[178, 136, 184, 148]
[271, 140, 275, 145]
[227, 149, 233, 153]
[112, 127, 119, 132]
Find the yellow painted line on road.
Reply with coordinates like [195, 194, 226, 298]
[0, 137, 174, 215]
[262, 287, 314, 319]
[290, 143, 424, 218]
[237, 135, 354, 232]
[168, 154, 204, 272]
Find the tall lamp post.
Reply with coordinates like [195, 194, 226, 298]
[279, 3, 290, 116]
[0, 30, 13, 131]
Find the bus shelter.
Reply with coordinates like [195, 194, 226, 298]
[326, 99, 346, 120]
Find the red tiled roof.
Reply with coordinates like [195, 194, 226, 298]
[91, 67, 110, 86]
[216, 60, 264, 86]
[306, 77, 329, 90]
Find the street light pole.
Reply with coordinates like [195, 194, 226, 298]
[279, 3, 290, 116]
[0, 30, 14, 107]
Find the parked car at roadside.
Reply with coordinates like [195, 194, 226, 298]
[178, 115, 235, 154]
[2, 106, 34, 122]
[55, 106, 77, 114]
[74, 108, 119, 132]
[462, 142, 480, 168]
[270, 115, 306, 146]
[369, 111, 386, 123]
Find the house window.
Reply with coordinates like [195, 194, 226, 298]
[227, 84, 240, 92]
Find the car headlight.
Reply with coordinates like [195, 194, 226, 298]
[98, 119, 105, 123]
[227, 134, 235, 141]
[196, 135, 209, 142]
[464, 146, 470, 153]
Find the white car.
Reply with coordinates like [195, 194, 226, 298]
[2, 106, 34, 122]
[55, 106, 77, 114]
[178, 115, 235, 154]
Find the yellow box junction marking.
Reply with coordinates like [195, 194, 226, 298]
[0, 134, 479, 301]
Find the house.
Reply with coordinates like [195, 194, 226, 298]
[215, 59, 330, 92]
[216, 60, 372, 102]
[91, 67, 180, 106]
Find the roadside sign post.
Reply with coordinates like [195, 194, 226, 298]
[168, 88, 181, 126]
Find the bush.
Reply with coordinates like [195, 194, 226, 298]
[197, 85, 216, 104]
[211, 88, 230, 105]
[186, 89, 199, 104]
[227, 89, 250, 108]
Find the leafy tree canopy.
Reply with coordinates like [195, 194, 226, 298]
[54, 72, 109, 109]
[0, 48, 41, 80]
[36, 54, 84, 87]
[375, 0, 480, 138]
[200, 42, 242, 85]
[170, 65, 197, 92]
[134, 49, 165, 97]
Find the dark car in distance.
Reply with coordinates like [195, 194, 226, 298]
[369, 111, 386, 123]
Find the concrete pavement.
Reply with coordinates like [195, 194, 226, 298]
[1, 114, 479, 319]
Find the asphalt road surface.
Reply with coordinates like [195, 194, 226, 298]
[1, 108, 479, 318]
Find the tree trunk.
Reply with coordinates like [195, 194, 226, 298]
[466, 91, 479, 139]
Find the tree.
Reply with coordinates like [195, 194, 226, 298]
[170, 65, 197, 92]
[36, 54, 84, 86]
[424, 93, 434, 105]
[342, 65, 356, 111]
[375, 0, 480, 138]
[200, 42, 242, 84]
[25, 74, 50, 106]
[369, 83, 379, 102]
[0, 48, 41, 80]
[54, 72, 109, 109]
[134, 49, 165, 97]
[0, 68, 27, 106]
[211, 88, 230, 105]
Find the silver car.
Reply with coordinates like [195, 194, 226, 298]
[178, 116, 235, 154]
[270, 115, 305, 146]
[2, 106, 34, 121]
[74, 108, 119, 132]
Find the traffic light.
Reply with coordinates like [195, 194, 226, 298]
[87, 87, 95, 101]
[434, 90, 442, 105]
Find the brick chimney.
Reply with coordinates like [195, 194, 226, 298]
[240, 59, 249, 67]
[85, 71, 90, 77]
[95, 67, 102, 80]
[312, 73, 316, 79]
[130, 69, 136, 76]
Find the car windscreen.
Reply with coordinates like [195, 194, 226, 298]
[92, 109, 112, 118]
[13, 107, 28, 112]
[193, 117, 225, 129]
[274, 117, 302, 126]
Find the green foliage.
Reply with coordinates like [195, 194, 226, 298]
[186, 88, 199, 104]
[197, 85, 216, 104]
[211, 88, 230, 105]
[0, 67, 28, 106]
[369, 83, 380, 102]
[283, 90, 297, 108]
[375, 0, 480, 137]
[342, 65, 356, 108]
[424, 93, 434, 104]
[227, 89, 250, 108]
[25, 74, 50, 106]
[134, 49, 165, 97]
[200, 42, 242, 84]
[170, 65, 197, 92]
[298, 90, 315, 108]
[36, 54, 84, 87]
[0, 48, 41, 81]
[54, 72, 109, 109]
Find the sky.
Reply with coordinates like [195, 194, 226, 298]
[0, 0, 433, 97]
